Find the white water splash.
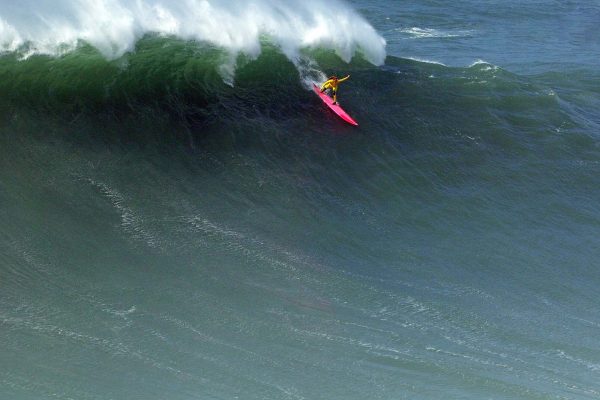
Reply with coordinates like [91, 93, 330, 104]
[0, 0, 386, 67]
[469, 59, 499, 71]
[0, 17, 21, 52]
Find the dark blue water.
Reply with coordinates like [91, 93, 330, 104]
[360, 0, 600, 71]
[1, 1, 599, 399]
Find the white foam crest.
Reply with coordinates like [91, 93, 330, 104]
[406, 56, 447, 66]
[397, 27, 472, 39]
[0, 0, 386, 65]
[0, 17, 22, 53]
[469, 59, 499, 71]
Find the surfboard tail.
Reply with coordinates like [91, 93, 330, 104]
[313, 83, 358, 126]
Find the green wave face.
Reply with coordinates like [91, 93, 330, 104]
[1, 37, 586, 147]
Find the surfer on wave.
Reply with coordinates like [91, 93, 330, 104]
[320, 74, 350, 105]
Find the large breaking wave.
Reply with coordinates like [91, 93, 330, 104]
[0, 0, 386, 70]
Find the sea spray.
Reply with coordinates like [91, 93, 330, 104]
[0, 0, 386, 81]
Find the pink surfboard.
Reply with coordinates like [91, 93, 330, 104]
[313, 83, 358, 126]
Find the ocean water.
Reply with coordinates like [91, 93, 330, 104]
[1, 1, 599, 399]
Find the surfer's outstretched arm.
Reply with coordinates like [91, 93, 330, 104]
[338, 74, 350, 83]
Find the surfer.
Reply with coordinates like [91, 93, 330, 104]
[320, 74, 350, 105]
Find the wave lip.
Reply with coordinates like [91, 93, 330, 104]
[0, 0, 386, 65]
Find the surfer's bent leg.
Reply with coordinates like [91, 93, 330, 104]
[332, 89, 337, 104]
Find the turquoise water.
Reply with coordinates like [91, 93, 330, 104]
[1, 1, 599, 399]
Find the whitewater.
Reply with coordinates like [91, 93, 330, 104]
[0, 0, 385, 67]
